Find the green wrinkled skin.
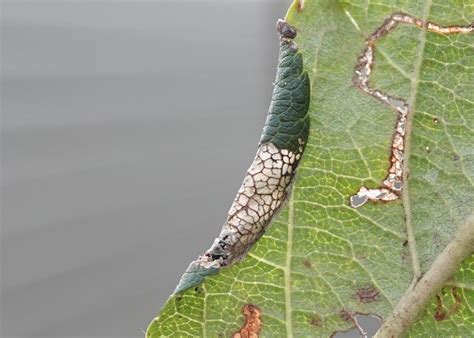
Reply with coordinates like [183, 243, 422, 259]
[173, 263, 219, 294]
[260, 42, 310, 153]
[170, 29, 311, 296]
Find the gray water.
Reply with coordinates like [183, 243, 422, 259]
[1, 1, 287, 336]
[1, 1, 369, 337]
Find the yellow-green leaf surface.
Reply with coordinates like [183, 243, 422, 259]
[147, 0, 473, 336]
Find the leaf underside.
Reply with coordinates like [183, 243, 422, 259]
[147, 0, 473, 336]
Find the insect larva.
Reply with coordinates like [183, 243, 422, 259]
[174, 19, 310, 293]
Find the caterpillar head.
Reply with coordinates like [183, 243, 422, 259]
[276, 19, 298, 50]
[276, 19, 297, 39]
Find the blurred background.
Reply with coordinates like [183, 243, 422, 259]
[1, 0, 289, 336]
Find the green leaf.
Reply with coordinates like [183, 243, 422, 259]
[147, 0, 473, 336]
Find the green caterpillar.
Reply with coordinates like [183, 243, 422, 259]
[174, 19, 310, 293]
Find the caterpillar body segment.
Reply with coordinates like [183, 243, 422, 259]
[174, 20, 310, 293]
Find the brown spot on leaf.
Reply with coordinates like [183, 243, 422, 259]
[303, 259, 313, 269]
[452, 153, 460, 161]
[434, 287, 462, 321]
[309, 314, 322, 327]
[297, 0, 305, 12]
[340, 308, 354, 322]
[434, 294, 447, 321]
[355, 286, 379, 303]
[233, 304, 262, 338]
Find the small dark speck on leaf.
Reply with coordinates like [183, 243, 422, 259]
[303, 259, 313, 269]
[432, 117, 440, 124]
[452, 153, 460, 161]
[309, 314, 322, 327]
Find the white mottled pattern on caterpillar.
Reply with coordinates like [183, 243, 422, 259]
[196, 140, 304, 269]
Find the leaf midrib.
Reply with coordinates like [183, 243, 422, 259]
[402, 0, 433, 284]
[285, 190, 295, 338]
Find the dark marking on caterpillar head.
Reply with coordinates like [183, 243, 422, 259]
[233, 304, 263, 338]
[355, 286, 379, 303]
[276, 19, 297, 39]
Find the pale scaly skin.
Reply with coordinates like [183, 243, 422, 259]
[206, 141, 304, 264]
[174, 20, 310, 293]
[174, 141, 305, 293]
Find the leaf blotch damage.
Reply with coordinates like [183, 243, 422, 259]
[233, 304, 263, 338]
[355, 286, 379, 304]
[340, 308, 354, 322]
[434, 287, 462, 322]
[297, 0, 305, 12]
[309, 314, 323, 327]
[349, 12, 474, 208]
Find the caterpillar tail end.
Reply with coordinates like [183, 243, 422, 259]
[173, 260, 220, 294]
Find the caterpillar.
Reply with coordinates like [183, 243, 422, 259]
[174, 19, 310, 293]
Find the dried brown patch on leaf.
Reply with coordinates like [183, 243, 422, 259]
[309, 314, 323, 327]
[340, 308, 355, 322]
[349, 12, 473, 208]
[233, 304, 263, 338]
[355, 286, 379, 304]
[434, 287, 462, 322]
[297, 0, 305, 12]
